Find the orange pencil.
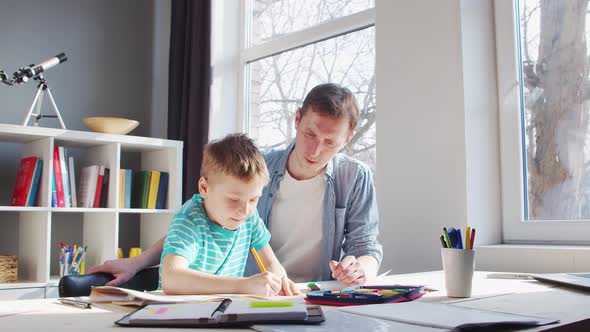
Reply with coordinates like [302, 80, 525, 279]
[251, 247, 267, 273]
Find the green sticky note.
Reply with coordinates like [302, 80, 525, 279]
[250, 301, 294, 308]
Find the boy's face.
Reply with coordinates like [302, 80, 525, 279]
[198, 173, 265, 230]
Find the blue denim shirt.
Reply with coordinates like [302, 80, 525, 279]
[244, 141, 383, 281]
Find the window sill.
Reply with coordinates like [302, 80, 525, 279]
[476, 244, 590, 273]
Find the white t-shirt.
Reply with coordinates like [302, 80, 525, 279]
[269, 169, 325, 282]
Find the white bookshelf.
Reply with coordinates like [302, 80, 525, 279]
[0, 124, 183, 291]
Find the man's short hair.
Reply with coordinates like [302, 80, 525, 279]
[201, 133, 269, 183]
[301, 83, 360, 130]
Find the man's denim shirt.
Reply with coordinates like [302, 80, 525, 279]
[244, 141, 383, 281]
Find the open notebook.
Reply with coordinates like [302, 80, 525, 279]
[115, 299, 325, 327]
[59, 286, 269, 306]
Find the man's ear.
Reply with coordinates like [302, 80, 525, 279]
[294, 108, 302, 129]
[198, 177, 209, 197]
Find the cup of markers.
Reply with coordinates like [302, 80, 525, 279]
[440, 227, 476, 298]
[59, 242, 87, 277]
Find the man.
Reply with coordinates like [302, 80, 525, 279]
[89, 83, 382, 286]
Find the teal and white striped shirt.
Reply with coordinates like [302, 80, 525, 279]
[159, 194, 270, 286]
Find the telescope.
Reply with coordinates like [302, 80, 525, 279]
[1, 53, 67, 86]
[0, 53, 68, 129]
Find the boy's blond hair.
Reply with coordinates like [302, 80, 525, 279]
[201, 133, 269, 183]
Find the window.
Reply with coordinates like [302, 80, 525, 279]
[242, 0, 376, 172]
[497, 0, 590, 243]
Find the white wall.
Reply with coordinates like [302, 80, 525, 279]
[375, 0, 501, 273]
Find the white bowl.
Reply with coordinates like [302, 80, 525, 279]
[83, 117, 139, 135]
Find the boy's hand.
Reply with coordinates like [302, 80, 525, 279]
[329, 256, 367, 286]
[278, 276, 299, 296]
[241, 272, 282, 297]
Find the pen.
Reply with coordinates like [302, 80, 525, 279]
[470, 228, 476, 249]
[59, 298, 91, 309]
[251, 247, 267, 273]
[211, 298, 232, 319]
[466, 226, 471, 249]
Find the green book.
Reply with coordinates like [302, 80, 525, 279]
[131, 171, 151, 209]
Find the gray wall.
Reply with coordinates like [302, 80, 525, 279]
[0, 0, 170, 275]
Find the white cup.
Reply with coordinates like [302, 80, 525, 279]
[441, 248, 475, 298]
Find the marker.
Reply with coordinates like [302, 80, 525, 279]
[456, 229, 463, 249]
[443, 227, 452, 248]
[251, 247, 267, 273]
[440, 235, 447, 248]
[250, 301, 294, 308]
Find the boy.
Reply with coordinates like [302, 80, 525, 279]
[160, 134, 298, 296]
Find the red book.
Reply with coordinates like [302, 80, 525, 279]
[93, 165, 105, 208]
[53, 146, 65, 207]
[11, 156, 38, 206]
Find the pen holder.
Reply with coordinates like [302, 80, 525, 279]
[59, 248, 87, 277]
[441, 248, 475, 298]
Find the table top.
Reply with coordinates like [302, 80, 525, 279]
[0, 271, 588, 332]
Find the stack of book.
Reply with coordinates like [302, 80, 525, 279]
[11, 156, 43, 206]
[78, 165, 110, 208]
[52, 145, 77, 208]
[119, 169, 168, 209]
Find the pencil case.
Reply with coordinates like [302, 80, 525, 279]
[304, 285, 426, 306]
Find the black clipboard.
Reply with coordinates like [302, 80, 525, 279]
[115, 303, 325, 327]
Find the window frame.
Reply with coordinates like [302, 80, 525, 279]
[496, 0, 590, 244]
[238, 1, 376, 133]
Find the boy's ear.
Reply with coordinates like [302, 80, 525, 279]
[198, 177, 209, 197]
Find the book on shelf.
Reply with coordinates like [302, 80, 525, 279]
[124, 169, 132, 208]
[26, 159, 43, 206]
[93, 165, 105, 208]
[52, 146, 65, 207]
[68, 156, 77, 208]
[78, 165, 99, 208]
[147, 170, 160, 209]
[132, 170, 151, 209]
[58, 146, 71, 208]
[156, 172, 169, 209]
[11, 156, 39, 206]
[119, 169, 125, 208]
[51, 171, 57, 207]
[99, 168, 110, 208]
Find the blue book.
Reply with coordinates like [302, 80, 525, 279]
[26, 159, 43, 206]
[155, 172, 169, 209]
[124, 169, 132, 208]
[51, 170, 57, 207]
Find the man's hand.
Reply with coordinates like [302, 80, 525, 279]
[87, 258, 141, 286]
[329, 256, 367, 286]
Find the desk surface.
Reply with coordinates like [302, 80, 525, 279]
[0, 271, 588, 332]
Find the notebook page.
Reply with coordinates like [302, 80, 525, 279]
[129, 302, 220, 321]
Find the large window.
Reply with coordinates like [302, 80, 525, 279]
[242, 0, 376, 172]
[497, 0, 590, 243]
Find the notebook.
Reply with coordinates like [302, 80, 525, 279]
[115, 299, 324, 327]
[338, 301, 558, 330]
[532, 272, 590, 290]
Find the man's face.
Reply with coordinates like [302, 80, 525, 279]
[291, 107, 353, 179]
[198, 174, 265, 230]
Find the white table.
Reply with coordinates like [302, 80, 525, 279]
[0, 271, 588, 331]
